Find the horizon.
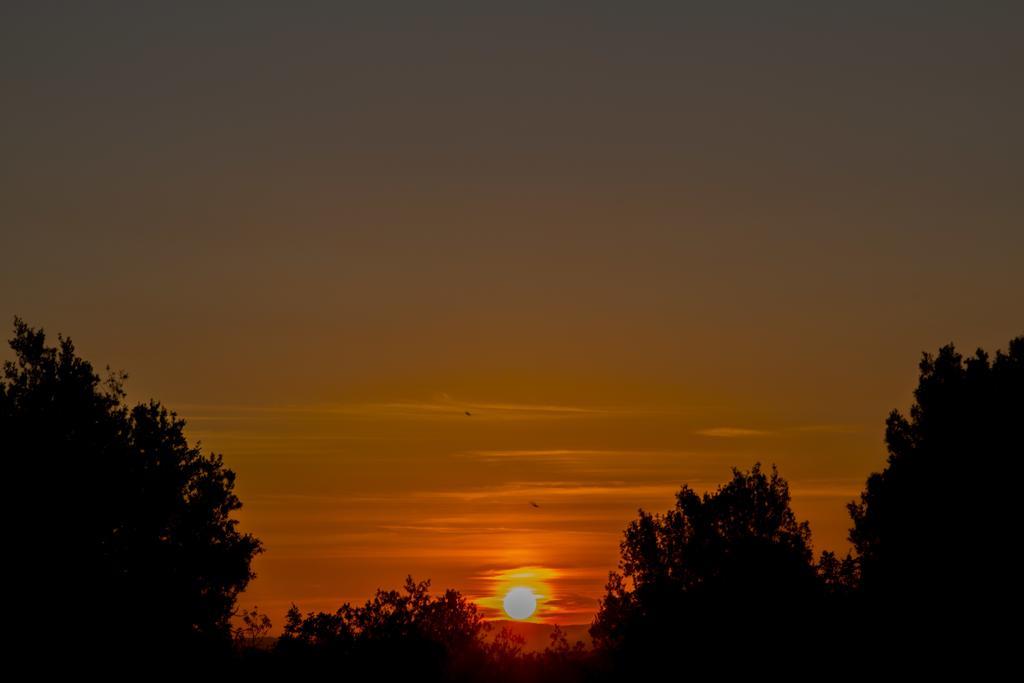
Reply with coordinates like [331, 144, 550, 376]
[6, 318, 1018, 634]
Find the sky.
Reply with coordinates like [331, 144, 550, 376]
[2, 2, 1022, 629]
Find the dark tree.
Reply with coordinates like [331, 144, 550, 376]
[233, 606, 273, 650]
[847, 335, 1022, 651]
[1, 319, 261, 660]
[590, 464, 822, 668]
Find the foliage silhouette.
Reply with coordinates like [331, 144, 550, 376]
[269, 576, 594, 682]
[2, 318, 261, 663]
[847, 335, 1022, 656]
[234, 606, 273, 651]
[274, 576, 490, 679]
[589, 463, 825, 670]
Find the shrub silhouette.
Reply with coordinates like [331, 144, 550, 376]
[276, 576, 490, 679]
[2, 318, 261, 661]
[272, 576, 597, 682]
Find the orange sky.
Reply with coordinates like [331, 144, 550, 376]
[2, 2, 1022, 631]
[180, 397, 878, 626]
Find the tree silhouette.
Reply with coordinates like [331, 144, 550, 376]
[2, 318, 261, 661]
[233, 606, 273, 651]
[591, 464, 822, 668]
[847, 335, 1022, 655]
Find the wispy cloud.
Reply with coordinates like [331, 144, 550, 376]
[460, 448, 698, 462]
[414, 480, 694, 503]
[789, 480, 865, 498]
[177, 398, 660, 422]
[463, 449, 603, 461]
[695, 427, 770, 438]
[694, 424, 863, 438]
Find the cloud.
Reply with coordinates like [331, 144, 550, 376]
[692, 424, 862, 439]
[695, 427, 770, 438]
[177, 399, 653, 422]
[460, 448, 696, 462]
[789, 480, 865, 498]
[413, 480, 693, 503]
[465, 449, 610, 459]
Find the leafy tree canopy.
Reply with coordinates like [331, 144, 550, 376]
[849, 336, 1023, 603]
[1, 318, 261, 654]
[591, 463, 820, 654]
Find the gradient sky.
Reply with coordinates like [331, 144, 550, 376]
[2, 2, 1022, 629]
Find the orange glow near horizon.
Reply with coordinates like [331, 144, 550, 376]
[193, 397, 874, 633]
[474, 566, 558, 623]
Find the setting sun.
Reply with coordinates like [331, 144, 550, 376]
[473, 566, 558, 622]
[503, 587, 538, 620]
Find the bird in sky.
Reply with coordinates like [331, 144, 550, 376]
[465, 411, 472, 416]
[529, 501, 540, 508]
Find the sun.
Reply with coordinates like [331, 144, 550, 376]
[478, 566, 554, 621]
[502, 587, 538, 620]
